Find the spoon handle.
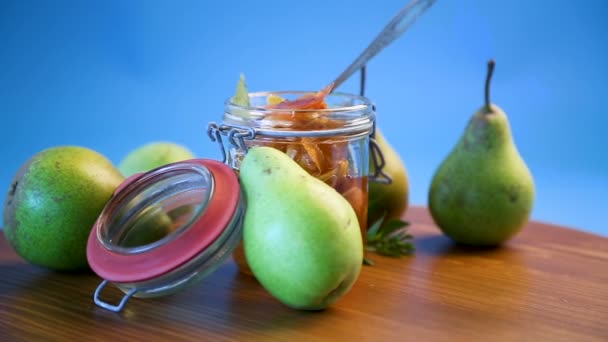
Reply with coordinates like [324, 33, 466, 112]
[330, 0, 437, 91]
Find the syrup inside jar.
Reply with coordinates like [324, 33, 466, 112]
[221, 85, 373, 275]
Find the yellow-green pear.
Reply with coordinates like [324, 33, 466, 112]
[368, 129, 410, 226]
[240, 146, 363, 310]
[119, 142, 195, 177]
[428, 60, 535, 245]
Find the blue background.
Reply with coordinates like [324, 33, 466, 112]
[1, 0, 606, 235]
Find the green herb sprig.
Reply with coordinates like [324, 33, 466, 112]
[366, 214, 415, 258]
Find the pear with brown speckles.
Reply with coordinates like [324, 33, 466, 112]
[428, 60, 535, 245]
[3, 146, 124, 271]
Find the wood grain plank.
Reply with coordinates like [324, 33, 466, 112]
[0, 207, 606, 341]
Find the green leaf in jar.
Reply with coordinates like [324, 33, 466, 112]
[232, 73, 250, 107]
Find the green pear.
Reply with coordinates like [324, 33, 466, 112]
[428, 60, 535, 245]
[368, 129, 410, 227]
[116, 205, 174, 248]
[119, 142, 195, 177]
[3, 146, 124, 271]
[240, 146, 363, 310]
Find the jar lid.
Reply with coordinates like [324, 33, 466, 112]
[86, 159, 240, 284]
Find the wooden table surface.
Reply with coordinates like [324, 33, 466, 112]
[1, 207, 606, 341]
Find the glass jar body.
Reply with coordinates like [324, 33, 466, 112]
[216, 91, 374, 275]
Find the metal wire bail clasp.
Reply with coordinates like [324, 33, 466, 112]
[207, 122, 256, 169]
[94, 280, 137, 313]
[369, 117, 392, 185]
[360, 66, 392, 185]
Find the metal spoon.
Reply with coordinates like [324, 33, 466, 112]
[329, 0, 437, 91]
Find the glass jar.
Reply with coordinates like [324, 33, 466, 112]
[87, 159, 245, 312]
[208, 91, 376, 275]
[87, 92, 384, 312]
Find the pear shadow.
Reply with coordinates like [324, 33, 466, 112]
[0, 262, 54, 296]
[85, 260, 324, 336]
[214, 265, 326, 332]
[0, 261, 112, 336]
[414, 234, 515, 257]
[0, 261, 95, 298]
[414, 233, 532, 332]
[0, 258, 340, 336]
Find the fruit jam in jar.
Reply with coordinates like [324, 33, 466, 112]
[208, 86, 375, 275]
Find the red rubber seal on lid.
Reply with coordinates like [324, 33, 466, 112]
[86, 159, 239, 283]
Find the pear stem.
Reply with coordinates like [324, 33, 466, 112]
[485, 59, 496, 113]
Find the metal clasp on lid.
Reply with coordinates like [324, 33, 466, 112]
[207, 123, 256, 166]
[361, 65, 392, 185]
[369, 121, 392, 185]
[94, 280, 137, 313]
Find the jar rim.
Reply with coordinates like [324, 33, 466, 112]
[96, 162, 213, 254]
[222, 90, 375, 136]
[225, 90, 373, 114]
[86, 159, 242, 283]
